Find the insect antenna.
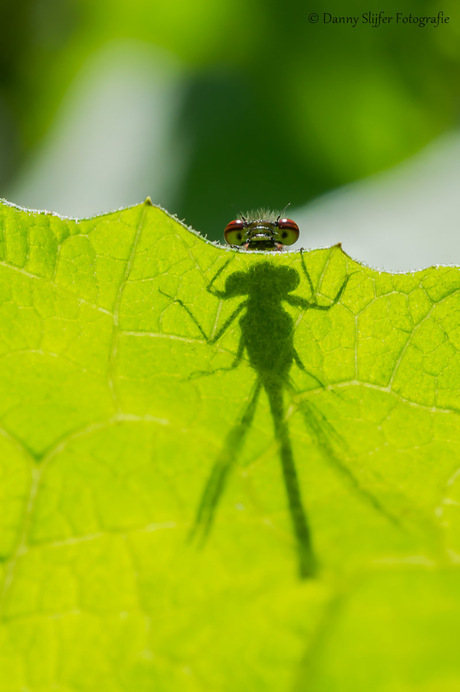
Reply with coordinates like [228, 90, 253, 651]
[277, 202, 291, 222]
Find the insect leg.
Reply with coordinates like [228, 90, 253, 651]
[188, 379, 262, 544]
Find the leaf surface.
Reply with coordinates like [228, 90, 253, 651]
[0, 199, 459, 691]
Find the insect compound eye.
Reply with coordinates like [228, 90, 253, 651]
[277, 218, 300, 245]
[224, 219, 246, 245]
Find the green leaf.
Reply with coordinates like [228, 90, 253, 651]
[0, 198, 459, 691]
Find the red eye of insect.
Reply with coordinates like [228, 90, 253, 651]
[276, 218, 300, 245]
[224, 219, 246, 246]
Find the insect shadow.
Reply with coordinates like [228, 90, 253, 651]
[161, 253, 389, 578]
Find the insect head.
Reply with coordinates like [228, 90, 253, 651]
[224, 209, 300, 251]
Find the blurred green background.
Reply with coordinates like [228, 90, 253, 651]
[1, 0, 459, 268]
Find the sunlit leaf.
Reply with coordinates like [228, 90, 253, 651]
[0, 198, 459, 691]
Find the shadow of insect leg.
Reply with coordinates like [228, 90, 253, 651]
[188, 379, 262, 545]
[293, 348, 328, 390]
[289, 248, 354, 312]
[299, 249, 316, 298]
[265, 380, 317, 579]
[206, 257, 234, 295]
[187, 329, 246, 381]
[159, 289, 209, 340]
